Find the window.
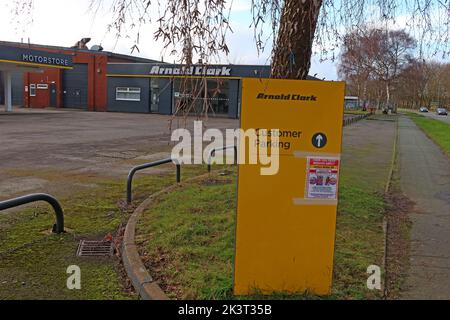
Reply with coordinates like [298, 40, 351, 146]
[30, 84, 36, 97]
[37, 84, 48, 90]
[173, 79, 230, 115]
[150, 79, 160, 112]
[116, 87, 141, 101]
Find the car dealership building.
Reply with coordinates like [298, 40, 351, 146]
[1, 40, 315, 118]
[106, 63, 274, 118]
[0, 40, 158, 112]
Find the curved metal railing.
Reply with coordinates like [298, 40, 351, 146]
[127, 158, 181, 204]
[207, 145, 238, 173]
[0, 193, 65, 234]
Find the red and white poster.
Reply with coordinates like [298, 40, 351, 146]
[306, 158, 340, 200]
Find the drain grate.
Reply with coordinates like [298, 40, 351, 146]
[77, 240, 114, 257]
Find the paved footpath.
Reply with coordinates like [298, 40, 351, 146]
[399, 116, 450, 299]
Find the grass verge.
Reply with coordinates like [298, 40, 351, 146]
[135, 116, 399, 300]
[136, 171, 237, 300]
[345, 110, 371, 116]
[383, 166, 413, 299]
[136, 168, 387, 300]
[407, 113, 450, 156]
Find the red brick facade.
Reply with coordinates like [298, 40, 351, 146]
[17, 44, 146, 111]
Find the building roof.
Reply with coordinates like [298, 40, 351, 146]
[0, 40, 161, 64]
[0, 40, 321, 80]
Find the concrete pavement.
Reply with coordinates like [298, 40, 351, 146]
[399, 116, 450, 299]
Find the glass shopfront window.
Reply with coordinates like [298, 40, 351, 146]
[172, 79, 230, 116]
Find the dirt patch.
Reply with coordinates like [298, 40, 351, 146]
[140, 247, 184, 299]
[0, 177, 47, 197]
[384, 191, 415, 299]
[202, 178, 233, 186]
[115, 225, 138, 297]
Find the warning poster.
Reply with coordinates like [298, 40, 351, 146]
[306, 158, 340, 200]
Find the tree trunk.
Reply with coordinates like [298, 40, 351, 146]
[363, 80, 368, 108]
[271, 0, 323, 79]
[386, 81, 391, 107]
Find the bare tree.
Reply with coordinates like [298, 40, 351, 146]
[338, 28, 380, 107]
[395, 58, 430, 109]
[375, 30, 416, 108]
[422, 62, 450, 108]
[339, 28, 416, 110]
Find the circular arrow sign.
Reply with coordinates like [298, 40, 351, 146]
[312, 133, 328, 149]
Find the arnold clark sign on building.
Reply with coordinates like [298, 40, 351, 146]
[0, 44, 73, 68]
[149, 65, 232, 77]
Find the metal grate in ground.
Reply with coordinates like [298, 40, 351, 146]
[76, 240, 114, 257]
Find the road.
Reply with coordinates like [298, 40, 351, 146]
[418, 111, 450, 125]
[399, 116, 450, 299]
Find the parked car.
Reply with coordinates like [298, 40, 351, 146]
[419, 107, 429, 113]
[437, 108, 448, 116]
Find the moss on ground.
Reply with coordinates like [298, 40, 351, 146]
[0, 177, 135, 300]
[0, 164, 207, 300]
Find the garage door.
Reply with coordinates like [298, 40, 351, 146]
[63, 63, 88, 109]
[0, 71, 24, 106]
[11, 72, 24, 106]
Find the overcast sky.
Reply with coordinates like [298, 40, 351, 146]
[0, 0, 339, 80]
[3, 0, 436, 80]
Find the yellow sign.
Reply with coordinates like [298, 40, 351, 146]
[234, 78, 345, 296]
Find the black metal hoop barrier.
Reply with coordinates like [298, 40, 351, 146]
[0, 193, 65, 234]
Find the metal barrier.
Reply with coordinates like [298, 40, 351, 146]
[343, 114, 368, 127]
[0, 193, 65, 234]
[208, 145, 238, 173]
[127, 158, 181, 204]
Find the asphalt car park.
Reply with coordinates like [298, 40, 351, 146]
[0, 107, 363, 200]
[0, 107, 238, 199]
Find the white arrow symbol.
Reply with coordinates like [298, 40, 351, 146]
[316, 135, 324, 147]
